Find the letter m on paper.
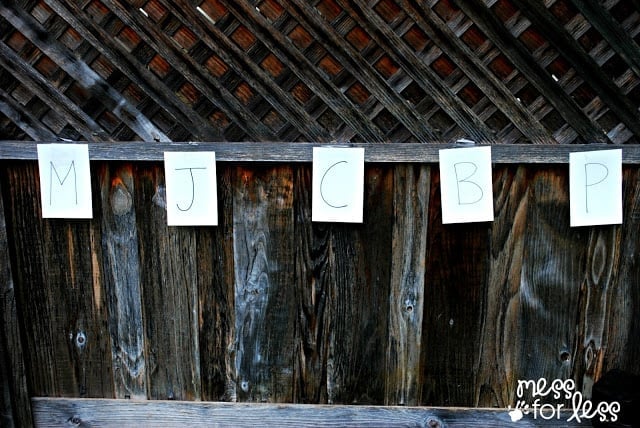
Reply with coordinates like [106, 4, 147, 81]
[37, 144, 93, 218]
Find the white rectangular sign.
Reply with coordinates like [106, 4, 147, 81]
[37, 143, 93, 218]
[312, 147, 364, 223]
[569, 149, 622, 227]
[439, 146, 494, 224]
[164, 151, 218, 226]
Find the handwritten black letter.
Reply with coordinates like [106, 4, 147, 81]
[174, 167, 207, 211]
[320, 160, 349, 208]
[584, 163, 608, 213]
[49, 160, 77, 206]
[454, 162, 483, 205]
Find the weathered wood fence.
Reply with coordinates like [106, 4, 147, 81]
[2, 142, 639, 426]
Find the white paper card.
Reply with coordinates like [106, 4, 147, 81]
[37, 144, 93, 218]
[569, 149, 622, 227]
[312, 147, 364, 223]
[164, 151, 218, 226]
[439, 146, 494, 224]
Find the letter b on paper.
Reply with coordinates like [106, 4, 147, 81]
[37, 144, 92, 218]
[570, 149, 622, 227]
[439, 146, 494, 224]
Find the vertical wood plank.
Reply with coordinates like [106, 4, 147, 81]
[293, 166, 393, 405]
[2, 163, 55, 396]
[233, 165, 295, 402]
[385, 164, 429, 406]
[421, 169, 489, 406]
[199, 166, 236, 401]
[326, 167, 394, 404]
[573, 225, 620, 398]
[292, 165, 329, 403]
[475, 166, 529, 407]
[603, 168, 640, 373]
[0, 170, 33, 427]
[134, 164, 201, 401]
[0, 339, 16, 427]
[297, 166, 393, 403]
[517, 168, 587, 399]
[99, 163, 146, 399]
[3, 162, 113, 399]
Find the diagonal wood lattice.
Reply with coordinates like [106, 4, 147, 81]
[1, 0, 640, 144]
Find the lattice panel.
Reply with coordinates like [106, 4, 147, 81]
[1, 0, 640, 143]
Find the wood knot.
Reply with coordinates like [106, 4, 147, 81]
[111, 184, 132, 215]
[426, 417, 442, 428]
[75, 331, 87, 351]
[67, 416, 85, 426]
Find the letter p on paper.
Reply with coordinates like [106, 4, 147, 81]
[569, 149, 622, 227]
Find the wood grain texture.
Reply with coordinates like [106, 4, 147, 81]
[198, 166, 236, 401]
[98, 163, 146, 399]
[134, 164, 201, 400]
[0, 173, 33, 427]
[292, 165, 330, 403]
[573, 225, 621, 398]
[0, 338, 15, 427]
[385, 164, 429, 405]
[291, 166, 394, 404]
[233, 165, 295, 402]
[475, 166, 530, 407]
[2, 162, 113, 398]
[326, 166, 394, 405]
[421, 169, 489, 406]
[603, 168, 640, 373]
[516, 168, 587, 400]
[30, 397, 591, 427]
[3, 158, 640, 413]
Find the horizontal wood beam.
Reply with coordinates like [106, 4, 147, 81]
[0, 141, 639, 164]
[31, 397, 590, 427]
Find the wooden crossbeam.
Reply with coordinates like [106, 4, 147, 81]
[0, 141, 639, 163]
[31, 398, 591, 427]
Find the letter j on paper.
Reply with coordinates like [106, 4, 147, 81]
[164, 151, 218, 226]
